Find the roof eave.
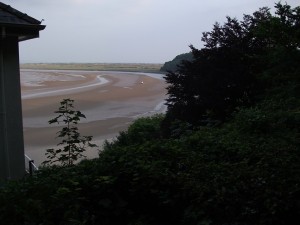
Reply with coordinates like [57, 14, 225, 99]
[0, 22, 45, 31]
[0, 23, 46, 41]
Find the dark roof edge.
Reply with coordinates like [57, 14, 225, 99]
[0, 22, 46, 31]
[0, 2, 42, 25]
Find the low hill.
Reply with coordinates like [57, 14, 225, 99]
[160, 52, 193, 72]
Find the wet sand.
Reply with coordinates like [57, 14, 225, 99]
[21, 70, 167, 165]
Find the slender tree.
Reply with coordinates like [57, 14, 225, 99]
[43, 99, 97, 166]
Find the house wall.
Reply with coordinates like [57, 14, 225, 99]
[0, 36, 25, 180]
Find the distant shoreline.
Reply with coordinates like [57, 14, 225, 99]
[20, 63, 164, 74]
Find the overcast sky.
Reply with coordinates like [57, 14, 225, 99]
[2, 0, 299, 63]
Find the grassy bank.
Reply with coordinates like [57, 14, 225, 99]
[20, 63, 163, 73]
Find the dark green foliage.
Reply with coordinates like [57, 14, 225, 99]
[43, 99, 97, 166]
[164, 2, 300, 126]
[178, 99, 300, 225]
[0, 163, 129, 225]
[105, 114, 164, 147]
[160, 52, 194, 72]
[1, 92, 299, 224]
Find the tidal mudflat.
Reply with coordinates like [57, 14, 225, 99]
[21, 69, 167, 165]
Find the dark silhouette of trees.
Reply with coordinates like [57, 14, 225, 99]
[160, 52, 194, 72]
[164, 2, 300, 127]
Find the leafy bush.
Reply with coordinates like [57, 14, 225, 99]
[104, 114, 164, 148]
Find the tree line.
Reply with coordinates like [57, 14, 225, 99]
[164, 2, 300, 128]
